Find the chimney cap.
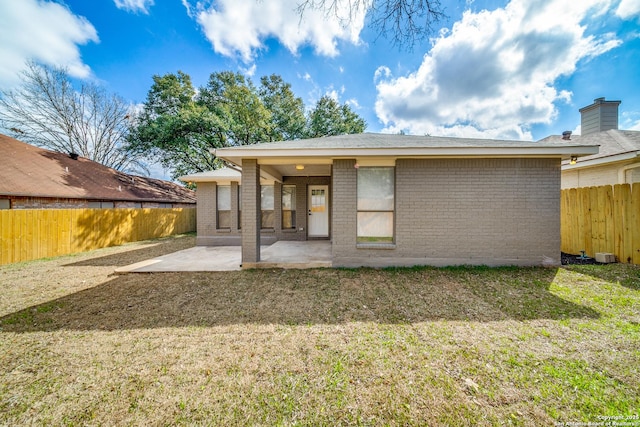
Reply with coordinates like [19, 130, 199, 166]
[579, 97, 621, 113]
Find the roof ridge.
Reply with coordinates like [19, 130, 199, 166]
[607, 129, 639, 153]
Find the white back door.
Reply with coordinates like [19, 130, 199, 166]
[308, 185, 329, 237]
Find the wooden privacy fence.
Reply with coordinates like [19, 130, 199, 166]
[561, 184, 640, 264]
[0, 208, 196, 265]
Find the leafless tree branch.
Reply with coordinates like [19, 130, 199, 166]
[296, 0, 445, 48]
[0, 61, 147, 174]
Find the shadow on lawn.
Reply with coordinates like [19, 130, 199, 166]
[0, 267, 599, 332]
[63, 235, 196, 267]
[562, 264, 640, 291]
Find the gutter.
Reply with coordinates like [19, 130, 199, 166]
[214, 145, 599, 159]
[562, 151, 639, 170]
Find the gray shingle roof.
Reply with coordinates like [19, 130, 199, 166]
[538, 129, 640, 163]
[222, 132, 594, 150]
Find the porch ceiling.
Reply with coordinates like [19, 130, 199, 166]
[259, 163, 332, 178]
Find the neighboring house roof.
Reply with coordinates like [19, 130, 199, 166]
[0, 134, 195, 204]
[539, 129, 640, 169]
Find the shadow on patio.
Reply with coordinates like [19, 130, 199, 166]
[1, 267, 599, 332]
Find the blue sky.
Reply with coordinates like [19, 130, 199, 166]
[1, 0, 639, 175]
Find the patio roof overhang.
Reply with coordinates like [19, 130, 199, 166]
[213, 142, 599, 182]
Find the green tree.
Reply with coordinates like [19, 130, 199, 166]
[306, 95, 366, 138]
[127, 72, 225, 179]
[259, 74, 306, 141]
[128, 71, 366, 179]
[199, 71, 272, 146]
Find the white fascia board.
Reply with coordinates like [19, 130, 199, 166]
[562, 151, 639, 170]
[178, 175, 241, 183]
[215, 145, 599, 162]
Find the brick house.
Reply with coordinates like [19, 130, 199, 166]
[181, 133, 597, 268]
[538, 98, 640, 189]
[0, 134, 195, 209]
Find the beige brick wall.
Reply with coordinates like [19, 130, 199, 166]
[195, 182, 217, 245]
[332, 158, 561, 267]
[332, 159, 357, 261]
[195, 182, 244, 246]
[241, 159, 261, 263]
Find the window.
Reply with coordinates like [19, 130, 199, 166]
[261, 185, 275, 229]
[357, 167, 394, 243]
[217, 185, 231, 229]
[88, 201, 114, 209]
[282, 185, 296, 229]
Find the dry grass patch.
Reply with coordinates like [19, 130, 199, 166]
[1, 238, 639, 426]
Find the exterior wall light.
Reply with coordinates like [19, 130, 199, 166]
[295, 165, 305, 170]
[570, 156, 577, 165]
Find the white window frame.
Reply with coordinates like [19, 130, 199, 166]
[357, 167, 395, 244]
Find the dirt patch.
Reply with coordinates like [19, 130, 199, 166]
[0, 234, 195, 317]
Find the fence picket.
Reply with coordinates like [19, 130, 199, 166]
[561, 184, 638, 264]
[0, 208, 195, 265]
[632, 185, 640, 265]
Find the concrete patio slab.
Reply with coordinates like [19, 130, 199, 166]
[115, 241, 332, 273]
[115, 246, 244, 272]
[246, 241, 332, 269]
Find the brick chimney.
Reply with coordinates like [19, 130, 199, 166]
[579, 97, 621, 136]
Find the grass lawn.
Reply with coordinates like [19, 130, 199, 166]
[1, 235, 638, 426]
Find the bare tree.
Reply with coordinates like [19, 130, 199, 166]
[296, 0, 446, 47]
[0, 61, 146, 174]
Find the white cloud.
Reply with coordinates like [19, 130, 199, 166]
[241, 63, 257, 77]
[0, 0, 98, 89]
[346, 98, 361, 109]
[114, 0, 154, 14]
[629, 121, 640, 131]
[374, 0, 622, 140]
[186, 0, 366, 62]
[616, 0, 640, 20]
[326, 89, 340, 101]
[621, 111, 640, 130]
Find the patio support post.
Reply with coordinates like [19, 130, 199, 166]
[241, 159, 261, 263]
[230, 181, 239, 232]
